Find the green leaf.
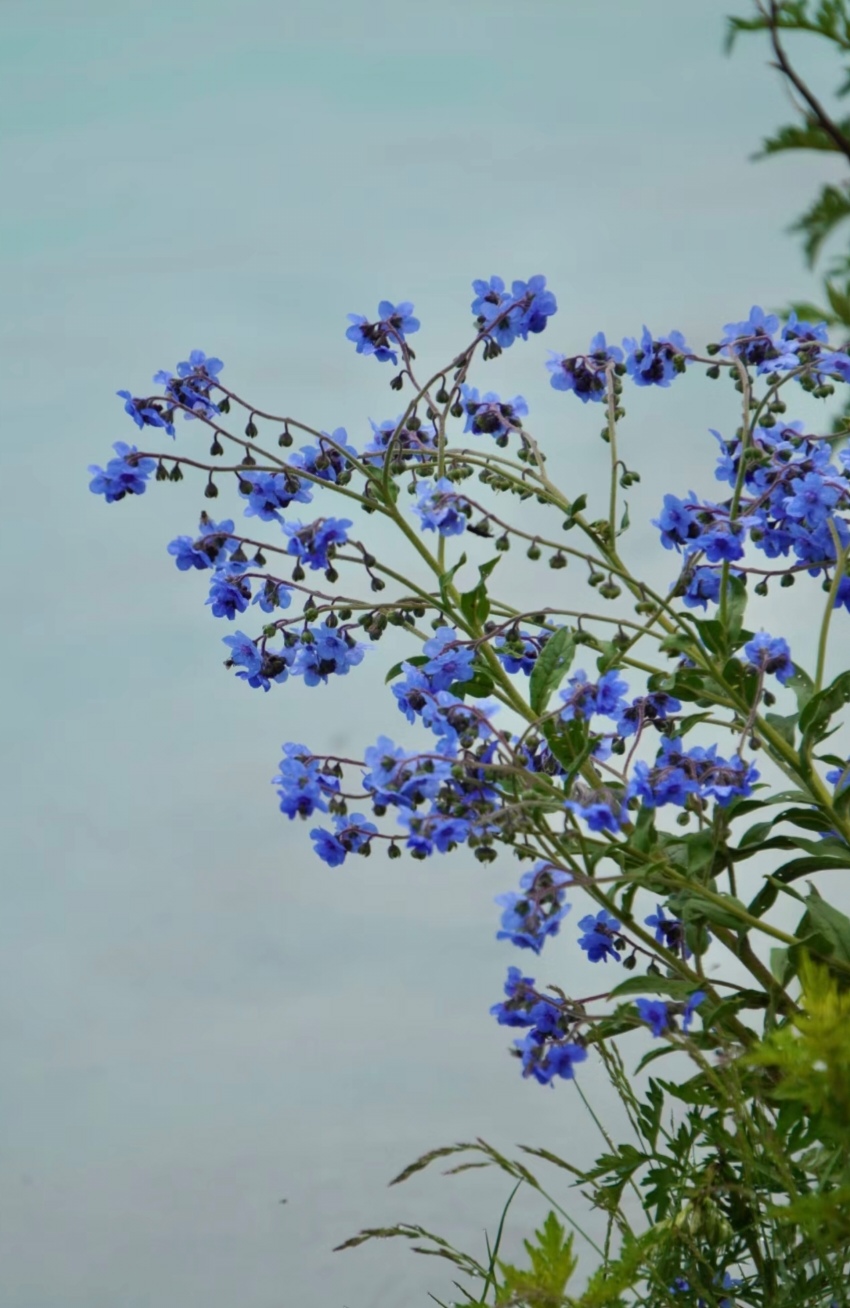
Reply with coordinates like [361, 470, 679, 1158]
[748, 851, 850, 917]
[797, 883, 850, 968]
[786, 664, 816, 713]
[800, 669, 850, 752]
[758, 119, 850, 157]
[608, 975, 698, 1001]
[450, 673, 495, 699]
[437, 553, 467, 606]
[792, 183, 850, 268]
[529, 627, 577, 715]
[384, 653, 429, 684]
[496, 1212, 577, 1308]
[458, 558, 501, 629]
[765, 711, 798, 747]
[725, 572, 748, 643]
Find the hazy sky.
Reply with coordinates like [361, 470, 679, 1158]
[1, 2, 843, 1305]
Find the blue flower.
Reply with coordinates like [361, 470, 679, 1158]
[654, 493, 701, 551]
[345, 301, 420, 364]
[297, 433, 358, 484]
[273, 743, 339, 819]
[577, 910, 622, 963]
[459, 386, 528, 440]
[720, 305, 798, 372]
[495, 863, 572, 953]
[826, 760, 850, 794]
[644, 904, 690, 958]
[239, 470, 312, 521]
[285, 517, 352, 570]
[682, 990, 706, 1031]
[88, 442, 158, 502]
[117, 390, 175, 437]
[490, 965, 539, 1027]
[392, 663, 432, 721]
[471, 275, 557, 350]
[413, 478, 469, 536]
[783, 471, 842, 527]
[566, 797, 625, 833]
[222, 630, 262, 678]
[622, 327, 689, 387]
[296, 622, 365, 685]
[310, 812, 379, 866]
[681, 566, 722, 609]
[635, 997, 670, 1038]
[546, 332, 623, 402]
[206, 572, 252, 619]
[559, 670, 627, 723]
[617, 692, 681, 737]
[515, 1032, 588, 1085]
[422, 627, 476, 690]
[743, 632, 794, 684]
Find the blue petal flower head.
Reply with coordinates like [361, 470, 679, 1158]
[617, 691, 681, 738]
[781, 310, 829, 346]
[743, 631, 794, 684]
[826, 760, 850, 794]
[559, 670, 627, 723]
[310, 812, 378, 867]
[682, 990, 706, 1031]
[206, 572, 251, 619]
[515, 1032, 587, 1085]
[298, 432, 358, 484]
[635, 997, 670, 1038]
[285, 517, 352, 570]
[422, 627, 476, 690]
[653, 493, 701, 551]
[222, 630, 262, 678]
[88, 442, 158, 502]
[720, 304, 798, 372]
[239, 469, 312, 521]
[622, 327, 690, 387]
[490, 965, 538, 1027]
[364, 415, 437, 463]
[783, 471, 843, 527]
[644, 904, 691, 958]
[546, 332, 622, 402]
[702, 519, 745, 564]
[345, 301, 419, 364]
[459, 386, 528, 440]
[413, 478, 469, 536]
[681, 566, 722, 610]
[558, 670, 596, 722]
[595, 670, 629, 718]
[175, 348, 224, 381]
[273, 742, 339, 819]
[117, 390, 175, 437]
[226, 638, 297, 691]
[392, 662, 432, 721]
[510, 275, 558, 338]
[167, 534, 214, 571]
[565, 797, 625, 833]
[577, 910, 622, 963]
[494, 863, 572, 953]
[296, 622, 365, 686]
[154, 349, 224, 419]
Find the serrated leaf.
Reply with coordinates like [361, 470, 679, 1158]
[792, 184, 850, 267]
[529, 627, 577, 715]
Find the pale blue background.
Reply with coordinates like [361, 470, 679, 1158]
[0, 2, 841, 1305]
